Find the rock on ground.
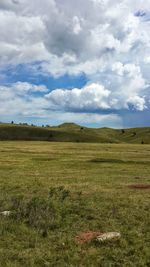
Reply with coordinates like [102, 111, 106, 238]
[97, 232, 121, 242]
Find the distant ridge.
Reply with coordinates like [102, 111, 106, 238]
[58, 122, 82, 128]
[0, 123, 150, 144]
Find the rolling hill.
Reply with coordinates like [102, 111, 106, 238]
[0, 122, 150, 143]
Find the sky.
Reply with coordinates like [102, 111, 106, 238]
[0, 0, 150, 128]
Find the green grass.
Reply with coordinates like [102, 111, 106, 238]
[0, 123, 150, 143]
[0, 141, 150, 266]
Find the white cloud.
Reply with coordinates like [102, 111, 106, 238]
[13, 82, 48, 93]
[144, 56, 150, 64]
[110, 62, 148, 110]
[45, 80, 148, 112]
[0, 70, 149, 121]
[0, 82, 49, 115]
[0, 0, 150, 124]
[45, 111, 122, 128]
[0, 81, 122, 128]
[45, 83, 111, 111]
[0, 0, 150, 70]
[72, 16, 82, 34]
[127, 95, 146, 111]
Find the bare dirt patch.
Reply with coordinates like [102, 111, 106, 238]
[75, 231, 102, 244]
[128, 184, 150, 190]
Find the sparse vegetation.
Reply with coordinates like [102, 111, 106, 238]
[10, 187, 87, 235]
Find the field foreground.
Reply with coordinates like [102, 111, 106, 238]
[0, 142, 150, 266]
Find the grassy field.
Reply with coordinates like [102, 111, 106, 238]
[0, 141, 150, 266]
[0, 123, 150, 144]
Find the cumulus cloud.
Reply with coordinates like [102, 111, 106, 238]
[111, 62, 149, 110]
[0, 0, 150, 125]
[0, 0, 150, 69]
[127, 95, 146, 111]
[0, 81, 122, 128]
[45, 80, 148, 112]
[45, 83, 111, 111]
[0, 80, 147, 121]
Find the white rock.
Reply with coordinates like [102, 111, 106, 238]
[97, 232, 121, 242]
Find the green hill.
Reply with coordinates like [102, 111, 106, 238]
[0, 123, 150, 143]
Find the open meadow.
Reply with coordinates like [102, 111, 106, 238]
[0, 141, 150, 267]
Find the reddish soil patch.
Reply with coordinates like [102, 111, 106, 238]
[75, 231, 102, 244]
[128, 184, 150, 189]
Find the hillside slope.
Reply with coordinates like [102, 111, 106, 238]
[0, 123, 150, 143]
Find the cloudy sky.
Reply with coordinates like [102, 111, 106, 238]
[0, 0, 150, 128]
